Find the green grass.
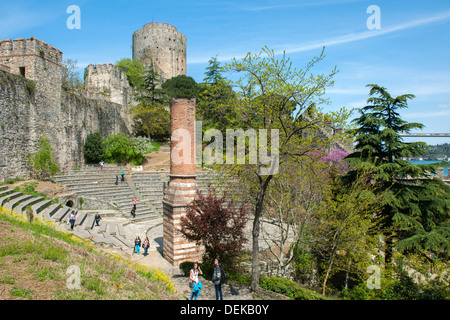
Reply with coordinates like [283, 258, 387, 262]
[0, 207, 179, 300]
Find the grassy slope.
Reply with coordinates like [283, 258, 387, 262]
[0, 208, 180, 300]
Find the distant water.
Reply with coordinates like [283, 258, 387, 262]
[409, 160, 448, 176]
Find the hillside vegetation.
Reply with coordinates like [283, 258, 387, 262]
[0, 208, 179, 300]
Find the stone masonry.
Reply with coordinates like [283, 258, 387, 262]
[162, 98, 204, 265]
[0, 37, 129, 182]
[133, 22, 187, 80]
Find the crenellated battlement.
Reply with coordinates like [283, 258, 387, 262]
[139, 21, 185, 36]
[0, 37, 62, 66]
[84, 62, 131, 107]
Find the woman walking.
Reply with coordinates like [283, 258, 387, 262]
[68, 211, 76, 231]
[189, 262, 203, 300]
[134, 236, 141, 255]
[212, 258, 224, 300]
[143, 237, 150, 256]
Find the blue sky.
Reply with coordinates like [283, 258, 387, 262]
[1, 0, 450, 145]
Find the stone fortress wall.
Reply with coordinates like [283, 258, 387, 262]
[0, 22, 185, 183]
[0, 37, 129, 183]
[132, 22, 187, 80]
[84, 63, 132, 107]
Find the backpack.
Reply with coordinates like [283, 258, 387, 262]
[220, 268, 227, 284]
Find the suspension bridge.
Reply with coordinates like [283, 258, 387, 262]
[400, 133, 450, 138]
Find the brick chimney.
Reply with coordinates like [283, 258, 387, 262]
[162, 98, 203, 265]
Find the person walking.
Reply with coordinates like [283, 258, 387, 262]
[130, 209, 136, 218]
[132, 198, 137, 211]
[68, 211, 76, 231]
[189, 262, 203, 300]
[99, 160, 104, 170]
[142, 237, 150, 256]
[212, 258, 224, 300]
[94, 213, 101, 226]
[134, 236, 141, 255]
[121, 170, 125, 182]
[115, 175, 119, 185]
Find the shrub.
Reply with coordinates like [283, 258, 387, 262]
[259, 276, 327, 300]
[179, 261, 194, 276]
[83, 131, 105, 163]
[27, 136, 60, 180]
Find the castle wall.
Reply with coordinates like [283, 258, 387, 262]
[132, 22, 187, 80]
[0, 69, 129, 183]
[84, 63, 132, 106]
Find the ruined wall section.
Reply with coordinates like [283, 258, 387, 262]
[84, 63, 132, 107]
[132, 22, 186, 80]
[0, 71, 35, 180]
[0, 69, 129, 183]
[0, 37, 62, 110]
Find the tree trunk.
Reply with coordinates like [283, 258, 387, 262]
[250, 175, 272, 292]
[322, 246, 336, 296]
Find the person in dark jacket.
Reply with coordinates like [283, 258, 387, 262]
[212, 258, 223, 300]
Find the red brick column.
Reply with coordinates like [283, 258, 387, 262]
[162, 98, 203, 265]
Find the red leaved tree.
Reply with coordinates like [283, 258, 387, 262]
[180, 186, 249, 266]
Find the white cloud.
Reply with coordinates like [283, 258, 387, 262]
[403, 110, 450, 119]
[438, 104, 450, 109]
[281, 11, 450, 55]
[188, 10, 450, 65]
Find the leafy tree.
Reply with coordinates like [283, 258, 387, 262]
[129, 63, 170, 140]
[180, 186, 249, 268]
[215, 46, 341, 291]
[83, 131, 105, 163]
[103, 132, 132, 164]
[116, 58, 146, 88]
[197, 80, 238, 134]
[342, 84, 450, 266]
[162, 75, 199, 99]
[197, 56, 238, 134]
[27, 136, 60, 180]
[318, 168, 385, 295]
[129, 103, 170, 141]
[103, 133, 156, 165]
[62, 59, 83, 92]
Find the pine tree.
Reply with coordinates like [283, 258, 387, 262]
[342, 84, 450, 265]
[203, 55, 224, 85]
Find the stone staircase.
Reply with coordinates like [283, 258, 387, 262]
[0, 185, 136, 250]
[53, 164, 160, 222]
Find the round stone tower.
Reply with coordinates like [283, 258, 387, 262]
[132, 22, 186, 80]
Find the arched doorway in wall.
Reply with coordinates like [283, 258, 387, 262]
[66, 200, 74, 208]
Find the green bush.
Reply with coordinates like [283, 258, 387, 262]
[103, 133, 157, 165]
[83, 131, 105, 163]
[179, 261, 194, 276]
[27, 136, 60, 180]
[342, 273, 449, 300]
[259, 276, 327, 300]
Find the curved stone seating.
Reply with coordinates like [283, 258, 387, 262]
[0, 188, 134, 251]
